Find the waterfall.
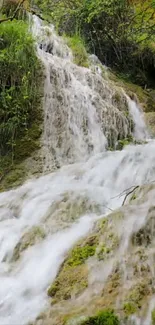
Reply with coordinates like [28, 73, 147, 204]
[32, 16, 148, 172]
[0, 16, 154, 325]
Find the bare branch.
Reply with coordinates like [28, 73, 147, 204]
[122, 185, 139, 206]
[0, 0, 25, 24]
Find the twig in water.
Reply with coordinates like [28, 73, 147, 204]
[122, 185, 139, 206]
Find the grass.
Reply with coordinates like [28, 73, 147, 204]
[65, 35, 89, 68]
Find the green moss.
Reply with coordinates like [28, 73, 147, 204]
[124, 281, 151, 314]
[0, 167, 26, 191]
[65, 35, 89, 68]
[80, 309, 120, 325]
[66, 245, 96, 267]
[47, 235, 98, 301]
[97, 245, 111, 261]
[47, 264, 88, 301]
[123, 302, 137, 316]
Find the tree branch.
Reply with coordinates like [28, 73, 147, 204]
[122, 185, 139, 206]
[0, 0, 25, 24]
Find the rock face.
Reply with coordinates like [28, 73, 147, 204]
[33, 184, 155, 325]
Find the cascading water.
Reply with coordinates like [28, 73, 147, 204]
[0, 15, 154, 325]
[32, 16, 145, 172]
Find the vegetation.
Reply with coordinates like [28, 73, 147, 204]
[123, 281, 151, 314]
[0, 18, 43, 190]
[66, 244, 96, 267]
[123, 302, 137, 316]
[33, 0, 155, 88]
[80, 309, 120, 325]
[47, 236, 97, 301]
[65, 35, 89, 67]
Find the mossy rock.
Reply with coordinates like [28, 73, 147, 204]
[123, 281, 152, 313]
[47, 235, 98, 301]
[45, 195, 101, 230]
[48, 264, 88, 301]
[80, 309, 120, 325]
[131, 215, 155, 246]
[12, 226, 46, 261]
[66, 244, 96, 267]
[123, 302, 137, 316]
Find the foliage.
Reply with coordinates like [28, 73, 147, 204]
[65, 35, 89, 67]
[116, 136, 133, 150]
[0, 19, 42, 158]
[33, 0, 155, 87]
[80, 309, 120, 325]
[1, 0, 29, 20]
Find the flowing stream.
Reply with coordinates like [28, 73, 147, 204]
[0, 16, 154, 325]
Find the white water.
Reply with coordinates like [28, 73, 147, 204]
[127, 97, 149, 141]
[32, 16, 148, 172]
[0, 16, 154, 325]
